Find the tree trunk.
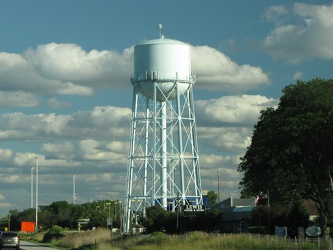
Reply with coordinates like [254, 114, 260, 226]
[316, 202, 327, 237]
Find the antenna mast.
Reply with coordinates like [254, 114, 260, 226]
[158, 24, 164, 39]
[73, 175, 77, 204]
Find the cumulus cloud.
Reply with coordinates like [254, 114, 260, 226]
[196, 95, 278, 127]
[0, 149, 13, 159]
[0, 44, 271, 209]
[191, 46, 270, 92]
[79, 140, 127, 162]
[48, 97, 71, 109]
[293, 71, 303, 80]
[200, 154, 243, 196]
[0, 106, 131, 141]
[0, 42, 270, 108]
[0, 93, 274, 213]
[0, 194, 6, 201]
[262, 3, 333, 63]
[198, 127, 252, 153]
[262, 5, 288, 24]
[195, 95, 278, 153]
[0, 91, 38, 107]
[0, 51, 93, 96]
[41, 142, 75, 160]
[24, 43, 133, 88]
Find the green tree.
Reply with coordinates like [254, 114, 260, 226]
[207, 190, 218, 205]
[46, 201, 72, 228]
[286, 200, 310, 236]
[238, 78, 333, 235]
[145, 206, 171, 233]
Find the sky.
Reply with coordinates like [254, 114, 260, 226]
[0, 0, 332, 218]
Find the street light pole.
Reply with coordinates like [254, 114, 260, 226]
[109, 203, 111, 219]
[106, 202, 112, 238]
[105, 202, 111, 219]
[31, 167, 34, 208]
[35, 156, 39, 232]
[73, 175, 76, 204]
[105, 202, 111, 230]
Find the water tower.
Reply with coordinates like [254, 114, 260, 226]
[124, 25, 203, 234]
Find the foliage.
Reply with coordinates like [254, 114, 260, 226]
[285, 200, 310, 237]
[145, 206, 173, 233]
[42, 225, 64, 243]
[143, 205, 224, 234]
[238, 78, 333, 234]
[6, 200, 122, 231]
[207, 190, 218, 205]
[48, 225, 63, 234]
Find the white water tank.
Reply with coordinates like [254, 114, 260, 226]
[131, 38, 195, 101]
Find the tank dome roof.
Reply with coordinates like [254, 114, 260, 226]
[139, 38, 187, 46]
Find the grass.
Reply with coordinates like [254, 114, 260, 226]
[21, 229, 332, 250]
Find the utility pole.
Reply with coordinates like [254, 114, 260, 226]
[35, 156, 39, 232]
[217, 169, 220, 203]
[31, 167, 34, 208]
[73, 175, 77, 204]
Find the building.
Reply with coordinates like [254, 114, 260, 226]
[210, 197, 256, 233]
[303, 199, 319, 222]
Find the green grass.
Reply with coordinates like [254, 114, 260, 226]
[116, 232, 320, 250]
[21, 229, 332, 250]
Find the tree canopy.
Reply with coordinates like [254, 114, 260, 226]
[3, 200, 122, 232]
[238, 78, 333, 233]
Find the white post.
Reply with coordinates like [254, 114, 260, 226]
[73, 175, 76, 204]
[31, 167, 34, 208]
[35, 156, 39, 232]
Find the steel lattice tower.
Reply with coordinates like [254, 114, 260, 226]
[123, 30, 203, 234]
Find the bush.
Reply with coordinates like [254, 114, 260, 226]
[43, 225, 63, 243]
[48, 225, 63, 234]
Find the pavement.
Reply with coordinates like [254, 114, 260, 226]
[19, 240, 60, 250]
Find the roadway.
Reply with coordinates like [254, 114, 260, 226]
[18, 240, 59, 250]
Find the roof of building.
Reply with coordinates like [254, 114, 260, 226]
[303, 199, 319, 216]
[210, 197, 256, 209]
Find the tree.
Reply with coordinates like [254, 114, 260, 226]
[207, 190, 218, 206]
[286, 200, 310, 236]
[238, 78, 333, 235]
[47, 201, 72, 228]
[145, 206, 172, 233]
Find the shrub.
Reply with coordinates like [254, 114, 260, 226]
[43, 225, 63, 243]
[48, 225, 63, 234]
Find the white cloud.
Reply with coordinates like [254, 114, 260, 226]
[41, 142, 75, 160]
[0, 42, 271, 107]
[200, 154, 243, 195]
[0, 106, 131, 141]
[0, 91, 38, 107]
[24, 43, 133, 88]
[198, 127, 252, 153]
[0, 194, 6, 201]
[262, 5, 288, 24]
[293, 71, 303, 80]
[195, 95, 278, 153]
[192, 46, 270, 92]
[48, 97, 71, 109]
[0, 51, 93, 96]
[196, 95, 278, 127]
[262, 3, 333, 63]
[0, 149, 13, 159]
[79, 140, 127, 161]
[106, 141, 127, 154]
[0, 94, 276, 215]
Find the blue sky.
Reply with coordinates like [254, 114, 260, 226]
[0, 0, 332, 217]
